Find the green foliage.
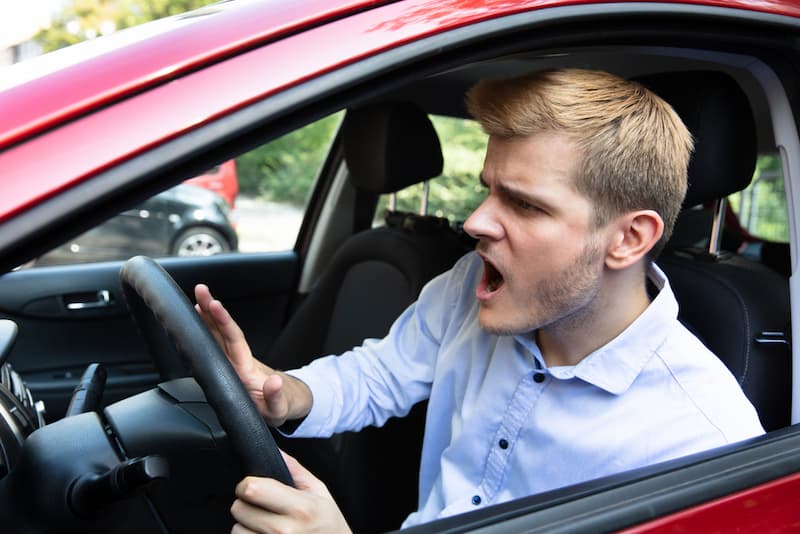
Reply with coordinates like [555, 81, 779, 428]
[379, 116, 488, 223]
[237, 113, 487, 214]
[729, 154, 789, 243]
[36, 0, 216, 52]
[236, 113, 344, 206]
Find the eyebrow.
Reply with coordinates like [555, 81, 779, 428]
[499, 183, 539, 205]
[482, 172, 557, 212]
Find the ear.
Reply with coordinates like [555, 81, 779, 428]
[604, 210, 664, 270]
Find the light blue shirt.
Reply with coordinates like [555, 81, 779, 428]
[288, 252, 765, 527]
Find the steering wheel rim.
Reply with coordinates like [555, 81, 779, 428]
[119, 255, 293, 486]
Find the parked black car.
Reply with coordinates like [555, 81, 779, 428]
[36, 184, 238, 266]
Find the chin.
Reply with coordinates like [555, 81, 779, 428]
[477, 308, 534, 336]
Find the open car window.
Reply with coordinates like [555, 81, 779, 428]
[730, 154, 789, 244]
[30, 113, 342, 267]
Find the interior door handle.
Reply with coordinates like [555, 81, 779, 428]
[65, 290, 113, 310]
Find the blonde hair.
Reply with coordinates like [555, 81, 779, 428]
[466, 68, 694, 256]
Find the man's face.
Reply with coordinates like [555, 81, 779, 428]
[463, 132, 608, 335]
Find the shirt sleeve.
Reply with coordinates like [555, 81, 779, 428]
[283, 253, 471, 438]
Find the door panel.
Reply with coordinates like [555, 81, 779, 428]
[404, 426, 800, 533]
[0, 252, 299, 421]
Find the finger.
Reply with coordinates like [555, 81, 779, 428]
[279, 451, 328, 494]
[194, 287, 226, 349]
[235, 476, 313, 516]
[262, 374, 287, 421]
[195, 286, 255, 372]
[204, 298, 253, 367]
[196, 304, 226, 349]
[230, 520, 260, 534]
[231, 498, 285, 534]
[194, 285, 219, 334]
[261, 378, 288, 425]
[194, 284, 213, 314]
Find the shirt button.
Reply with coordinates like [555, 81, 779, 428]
[472, 495, 482, 505]
[499, 438, 509, 449]
[533, 373, 546, 383]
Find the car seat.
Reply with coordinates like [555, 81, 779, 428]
[641, 71, 792, 432]
[266, 101, 471, 532]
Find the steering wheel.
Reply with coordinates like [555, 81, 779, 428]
[119, 255, 293, 486]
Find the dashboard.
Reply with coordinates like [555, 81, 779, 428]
[0, 363, 45, 479]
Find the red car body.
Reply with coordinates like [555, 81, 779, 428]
[1, 0, 800, 532]
[184, 160, 239, 208]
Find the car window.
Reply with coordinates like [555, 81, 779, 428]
[32, 112, 343, 267]
[375, 115, 488, 224]
[728, 153, 789, 243]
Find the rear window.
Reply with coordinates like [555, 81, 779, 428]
[729, 153, 789, 243]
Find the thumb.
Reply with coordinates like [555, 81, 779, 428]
[280, 450, 328, 494]
[262, 374, 290, 424]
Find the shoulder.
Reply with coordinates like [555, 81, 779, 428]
[650, 324, 764, 442]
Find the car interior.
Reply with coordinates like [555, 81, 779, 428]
[1, 8, 799, 533]
[264, 65, 794, 533]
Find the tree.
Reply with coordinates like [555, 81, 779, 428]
[35, 0, 216, 52]
[383, 116, 488, 223]
[236, 114, 344, 205]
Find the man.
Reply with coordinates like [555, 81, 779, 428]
[195, 69, 765, 533]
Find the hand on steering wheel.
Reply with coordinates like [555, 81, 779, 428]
[193, 284, 312, 428]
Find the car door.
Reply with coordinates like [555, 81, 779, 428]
[0, 253, 298, 421]
[401, 425, 800, 533]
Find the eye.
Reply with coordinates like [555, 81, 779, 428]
[514, 197, 541, 212]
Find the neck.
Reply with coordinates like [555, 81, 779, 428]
[537, 263, 652, 367]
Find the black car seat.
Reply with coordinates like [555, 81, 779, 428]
[641, 71, 792, 431]
[266, 101, 471, 533]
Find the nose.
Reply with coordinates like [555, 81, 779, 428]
[464, 197, 503, 241]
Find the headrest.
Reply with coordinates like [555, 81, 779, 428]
[342, 101, 444, 194]
[637, 71, 757, 208]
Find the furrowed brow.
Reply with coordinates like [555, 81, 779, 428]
[496, 182, 553, 212]
[496, 182, 528, 201]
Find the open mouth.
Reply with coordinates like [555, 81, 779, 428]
[482, 257, 505, 294]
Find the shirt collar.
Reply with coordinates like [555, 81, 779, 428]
[514, 262, 679, 395]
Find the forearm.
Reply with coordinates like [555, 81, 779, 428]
[285, 338, 433, 437]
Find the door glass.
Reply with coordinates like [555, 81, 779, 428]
[31, 112, 343, 267]
[727, 153, 790, 275]
[728, 153, 789, 243]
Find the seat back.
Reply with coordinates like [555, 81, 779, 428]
[267, 102, 470, 532]
[641, 71, 791, 431]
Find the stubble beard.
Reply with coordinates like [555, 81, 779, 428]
[479, 238, 605, 336]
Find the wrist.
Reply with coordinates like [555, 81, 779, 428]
[279, 371, 313, 420]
